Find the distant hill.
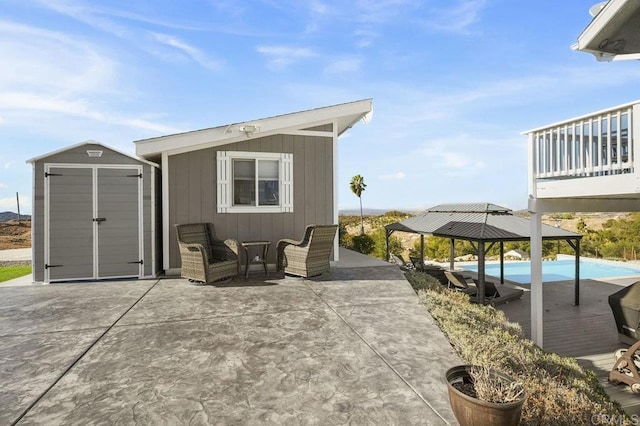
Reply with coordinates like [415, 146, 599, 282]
[0, 211, 31, 222]
[340, 208, 423, 216]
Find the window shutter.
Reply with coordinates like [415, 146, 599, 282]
[217, 151, 231, 213]
[281, 153, 293, 212]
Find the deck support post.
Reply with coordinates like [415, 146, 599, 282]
[575, 239, 580, 306]
[530, 211, 544, 348]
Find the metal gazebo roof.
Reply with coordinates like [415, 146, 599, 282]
[385, 203, 581, 242]
[385, 203, 583, 306]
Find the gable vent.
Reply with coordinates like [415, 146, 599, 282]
[87, 150, 103, 157]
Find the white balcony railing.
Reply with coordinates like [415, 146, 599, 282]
[526, 101, 640, 199]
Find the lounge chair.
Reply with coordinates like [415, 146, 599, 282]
[409, 256, 425, 271]
[390, 254, 414, 270]
[175, 223, 239, 283]
[277, 224, 338, 278]
[444, 270, 478, 295]
[472, 279, 524, 306]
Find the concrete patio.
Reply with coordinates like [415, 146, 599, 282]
[0, 249, 461, 425]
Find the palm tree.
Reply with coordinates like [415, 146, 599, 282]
[350, 174, 367, 235]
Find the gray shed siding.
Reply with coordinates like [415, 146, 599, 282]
[167, 133, 334, 268]
[31, 143, 159, 282]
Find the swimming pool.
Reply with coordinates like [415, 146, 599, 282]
[463, 259, 640, 284]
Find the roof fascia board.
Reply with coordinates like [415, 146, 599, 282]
[27, 140, 159, 168]
[283, 129, 334, 137]
[576, 0, 628, 52]
[160, 120, 338, 158]
[135, 99, 372, 158]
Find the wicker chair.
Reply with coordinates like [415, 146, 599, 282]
[277, 224, 338, 278]
[175, 223, 239, 283]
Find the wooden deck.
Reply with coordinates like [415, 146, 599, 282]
[494, 276, 640, 415]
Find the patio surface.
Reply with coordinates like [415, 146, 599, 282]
[0, 248, 461, 425]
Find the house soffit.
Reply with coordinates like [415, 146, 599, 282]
[575, 0, 640, 59]
[134, 99, 372, 158]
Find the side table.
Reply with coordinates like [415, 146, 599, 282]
[241, 241, 270, 279]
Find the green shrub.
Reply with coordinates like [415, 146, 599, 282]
[350, 234, 375, 255]
[405, 274, 631, 425]
[404, 270, 446, 293]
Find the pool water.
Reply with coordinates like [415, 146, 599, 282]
[464, 259, 640, 284]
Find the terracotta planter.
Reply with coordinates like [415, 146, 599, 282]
[446, 365, 525, 426]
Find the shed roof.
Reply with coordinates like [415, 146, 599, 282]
[134, 99, 373, 160]
[26, 140, 159, 168]
[385, 203, 581, 241]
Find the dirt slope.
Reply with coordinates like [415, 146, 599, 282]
[0, 220, 31, 250]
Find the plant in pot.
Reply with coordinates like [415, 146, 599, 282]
[445, 365, 525, 426]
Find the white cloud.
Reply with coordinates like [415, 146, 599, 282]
[379, 172, 406, 180]
[354, 0, 422, 24]
[151, 32, 221, 71]
[414, 134, 500, 177]
[257, 45, 318, 70]
[426, 0, 488, 34]
[0, 195, 30, 212]
[35, 0, 132, 38]
[0, 20, 116, 95]
[324, 57, 362, 74]
[0, 182, 7, 188]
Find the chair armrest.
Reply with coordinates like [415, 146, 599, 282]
[211, 239, 239, 261]
[178, 242, 210, 263]
[277, 238, 303, 251]
[223, 239, 239, 256]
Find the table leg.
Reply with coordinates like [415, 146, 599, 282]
[263, 244, 269, 277]
[244, 246, 250, 280]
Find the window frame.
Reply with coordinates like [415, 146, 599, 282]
[217, 151, 293, 213]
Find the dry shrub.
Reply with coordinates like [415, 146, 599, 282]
[470, 365, 525, 404]
[410, 279, 632, 426]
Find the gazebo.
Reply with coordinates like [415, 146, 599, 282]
[385, 203, 583, 304]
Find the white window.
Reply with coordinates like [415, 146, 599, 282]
[217, 151, 293, 213]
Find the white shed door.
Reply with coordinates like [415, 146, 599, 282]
[96, 168, 141, 278]
[47, 167, 94, 281]
[46, 166, 142, 282]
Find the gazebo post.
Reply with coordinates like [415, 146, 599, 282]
[449, 238, 455, 271]
[385, 229, 392, 261]
[420, 234, 425, 265]
[500, 241, 504, 284]
[477, 240, 486, 304]
[566, 238, 581, 306]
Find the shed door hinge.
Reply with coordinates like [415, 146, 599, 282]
[128, 260, 143, 264]
[44, 172, 63, 177]
[127, 173, 143, 178]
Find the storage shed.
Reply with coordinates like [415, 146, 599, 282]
[28, 141, 161, 283]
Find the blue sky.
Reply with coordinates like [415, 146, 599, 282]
[2, 0, 640, 215]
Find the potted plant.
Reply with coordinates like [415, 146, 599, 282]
[445, 365, 525, 426]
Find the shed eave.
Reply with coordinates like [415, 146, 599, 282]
[26, 140, 159, 168]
